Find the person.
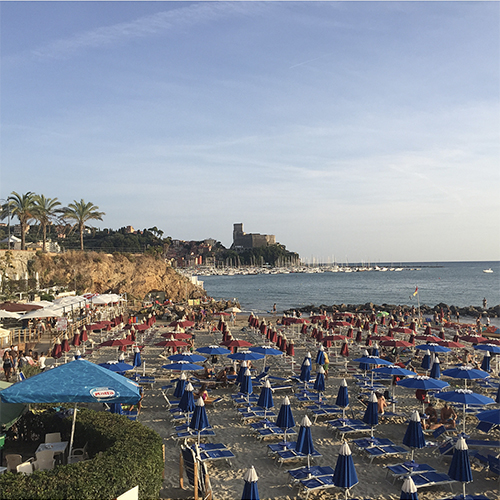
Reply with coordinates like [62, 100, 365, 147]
[39, 351, 47, 371]
[216, 367, 228, 387]
[415, 389, 428, 404]
[323, 351, 329, 380]
[272, 303, 277, 316]
[422, 402, 438, 430]
[440, 403, 457, 429]
[195, 383, 215, 403]
[455, 310, 460, 323]
[483, 297, 487, 309]
[199, 363, 214, 379]
[2, 350, 13, 382]
[376, 392, 388, 414]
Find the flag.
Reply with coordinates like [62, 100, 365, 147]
[413, 286, 418, 296]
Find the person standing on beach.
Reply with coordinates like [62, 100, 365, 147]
[272, 303, 277, 316]
[2, 350, 13, 382]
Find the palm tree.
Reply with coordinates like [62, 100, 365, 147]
[33, 195, 62, 252]
[62, 199, 105, 251]
[1, 192, 36, 250]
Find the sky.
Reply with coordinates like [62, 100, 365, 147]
[1, 1, 499, 263]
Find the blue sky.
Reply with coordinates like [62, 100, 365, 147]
[1, 1, 499, 263]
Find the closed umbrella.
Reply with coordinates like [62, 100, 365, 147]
[74, 349, 82, 360]
[240, 368, 253, 408]
[256, 379, 274, 424]
[315, 345, 325, 366]
[189, 397, 210, 445]
[173, 372, 187, 398]
[430, 356, 441, 379]
[299, 358, 311, 389]
[295, 415, 316, 469]
[362, 392, 378, 438]
[421, 350, 431, 371]
[132, 347, 142, 368]
[241, 466, 259, 500]
[313, 366, 325, 401]
[179, 382, 195, 423]
[335, 379, 349, 420]
[332, 442, 358, 500]
[448, 436, 473, 500]
[276, 396, 295, 445]
[400, 476, 418, 500]
[236, 361, 248, 385]
[480, 351, 491, 372]
[402, 410, 426, 461]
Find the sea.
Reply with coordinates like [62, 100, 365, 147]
[200, 261, 500, 316]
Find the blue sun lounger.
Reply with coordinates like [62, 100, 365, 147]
[287, 465, 335, 483]
[385, 463, 436, 484]
[275, 447, 322, 467]
[298, 474, 337, 500]
[410, 471, 456, 491]
[192, 443, 235, 466]
[352, 437, 393, 450]
[238, 407, 277, 421]
[255, 425, 297, 441]
[307, 404, 343, 423]
[363, 444, 410, 464]
[174, 429, 216, 442]
[328, 418, 372, 437]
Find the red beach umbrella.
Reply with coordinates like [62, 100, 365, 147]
[372, 324, 378, 334]
[169, 320, 195, 328]
[323, 335, 346, 342]
[461, 335, 488, 344]
[301, 323, 308, 335]
[380, 339, 413, 348]
[355, 330, 362, 343]
[51, 338, 62, 359]
[340, 342, 349, 357]
[346, 327, 354, 339]
[414, 335, 441, 342]
[365, 335, 372, 347]
[61, 335, 71, 353]
[173, 332, 193, 340]
[480, 338, 500, 346]
[438, 340, 465, 348]
[101, 338, 135, 347]
[155, 339, 188, 348]
[224, 339, 253, 348]
[287, 340, 295, 357]
[392, 327, 414, 335]
[72, 332, 81, 347]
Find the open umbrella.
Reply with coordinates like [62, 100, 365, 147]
[415, 343, 451, 354]
[0, 359, 140, 456]
[475, 408, 500, 425]
[295, 415, 316, 469]
[442, 365, 490, 389]
[448, 436, 473, 500]
[162, 361, 204, 372]
[256, 379, 274, 423]
[99, 359, 134, 373]
[352, 354, 392, 386]
[335, 379, 349, 420]
[173, 372, 187, 399]
[197, 345, 231, 356]
[249, 345, 283, 372]
[189, 397, 210, 445]
[400, 476, 418, 500]
[362, 392, 379, 438]
[373, 365, 415, 412]
[397, 376, 449, 411]
[435, 389, 495, 433]
[276, 396, 295, 445]
[169, 353, 206, 363]
[241, 466, 259, 500]
[332, 442, 359, 500]
[228, 351, 265, 362]
[403, 410, 426, 461]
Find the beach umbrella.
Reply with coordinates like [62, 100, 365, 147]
[299, 358, 312, 389]
[241, 466, 259, 500]
[353, 354, 392, 386]
[99, 359, 134, 373]
[249, 345, 283, 371]
[415, 343, 451, 354]
[197, 345, 231, 356]
[295, 415, 316, 469]
[74, 349, 82, 360]
[335, 379, 349, 420]
[332, 442, 359, 500]
[380, 339, 413, 348]
[480, 351, 491, 372]
[448, 436, 473, 500]
[257, 379, 274, 423]
[173, 372, 187, 399]
[475, 408, 500, 425]
[435, 390, 495, 433]
[403, 410, 426, 461]
[362, 392, 378, 438]
[225, 339, 253, 349]
[315, 345, 325, 366]
[442, 365, 490, 389]
[189, 397, 210, 445]
[400, 476, 418, 500]
[373, 365, 415, 412]
[430, 356, 441, 379]
[169, 353, 206, 363]
[420, 350, 431, 371]
[474, 343, 500, 354]
[228, 351, 265, 362]
[72, 331, 81, 347]
[161, 361, 204, 372]
[438, 340, 465, 348]
[313, 366, 325, 400]
[179, 382, 195, 423]
[240, 368, 253, 407]
[132, 347, 142, 368]
[276, 396, 295, 444]
[397, 376, 449, 412]
[340, 341, 349, 357]
[0, 309, 22, 319]
[51, 337, 62, 359]
[0, 359, 140, 456]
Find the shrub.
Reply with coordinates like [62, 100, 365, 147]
[0, 409, 164, 499]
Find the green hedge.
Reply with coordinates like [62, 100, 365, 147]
[0, 409, 164, 499]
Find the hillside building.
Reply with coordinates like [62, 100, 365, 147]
[232, 223, 275, 250]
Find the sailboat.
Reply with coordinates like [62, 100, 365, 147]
[483, 268, 493, 273]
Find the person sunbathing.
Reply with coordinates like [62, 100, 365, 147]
[195, 384, 216, 404]
[440, 403, 457, 429]
[422, 402, 438, 430]
[376, 392, 388, 414]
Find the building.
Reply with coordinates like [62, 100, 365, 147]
[232, 223, 275, 250]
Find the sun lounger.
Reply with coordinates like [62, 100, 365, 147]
[352, 437, 394, 450]
[287, 465, 335, 483]
[192, 443, 235, 466]
[486, 454, 500, 477]
[231, 394, 259, 406]
[362, 444, 410, 464]
[255, 425, 297, 441]
[410, 471, 456, 491]
[174, 429, 216, 442]
[298, 473, 337, 500]
[328, 418, 372, 437]
[465, 438, 500, 449]
[385, 463, 436, 484]
[275, 446, 322, 467]
[306, 404, 343, 423]
[239, 408, 277, 421]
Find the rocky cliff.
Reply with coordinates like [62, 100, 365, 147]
[32, 251, 206, 302]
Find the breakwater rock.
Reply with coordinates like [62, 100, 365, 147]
[285, 303, 500, 319]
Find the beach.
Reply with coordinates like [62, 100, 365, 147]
[85, 313, 499, 500]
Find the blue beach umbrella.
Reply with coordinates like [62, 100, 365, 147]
[371, 344, 379, 358]
[257, 379, 274, 423]
[436, 389, 495, 433]
[132, 347, 142, 367]
[403, 410, 426, 461]
[362, 392, 379, 438]
[236, 361, 248, 385]
[313, 366, 326, 398]
[169, 353, 206, 363]
[448, 436, 473, 500]
[295, 415, 316, 469]
[299, 358, 312, 388]
[442, 365, 490, 389]
[241, 466, 260, 500]
[373, 365, 416, 411]
[400, 476, 418, 500]
[276, 396, 295, 444]
[173, 372, 187, 399]
[353, 354, 392, 386]
[480, 351, 491, 372]
[335, 378, 349, 420]
[162, 361, 205, 372]
[249, 345, 283, 372]
[397, 376, 450, 412]
[197, 345, 231, 356]
[475, 408, 500, 425]
[315, 345, 325, 366]
[74, 349, 82, 360]
[496, 384, 500, 404]
[473, 343, 500, 354]
[189, 397, 210, 445]
[332, 442, 359, 500]
[179, 382, 195, 423]
[420, 350, 431, 371]
[240, 368, 253, 407]
[415, 343, 451, 354]
[228, 350, 265, 362]
[301, 352, 312, 368]
[99, 359, 135, 373]
[430, 356, 441, 379]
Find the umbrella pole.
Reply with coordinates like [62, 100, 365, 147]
[463, 403, 466, 434]
[68, 403, 77, 457]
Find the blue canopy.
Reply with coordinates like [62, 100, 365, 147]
[0, 359, 141, 404]
[415, 343, 451, 353]
[403, 411, 426, 461]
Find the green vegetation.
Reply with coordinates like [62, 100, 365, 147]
[0, 409, 164, 499]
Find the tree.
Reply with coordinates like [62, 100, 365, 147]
[33, 195, 62, 252]
[1, 191, 36, 250]
[62, 199, 105, 251]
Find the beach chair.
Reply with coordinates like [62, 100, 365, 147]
[275, 446, 322, 467]
[179, 444, 213, 500]
[33, 449, 55, 471]
[254, 425, 297, 441]
[287, 465, 335, 483]
[193, 443, 235, 466]
[362, 444, 410, 464]
[410, 471, 456, 491]
[384, 463, 436, 484]
[329, 419, 372, 438]
[475, 420, 498, 434]
[307, 404, 342, 423]
[298, 473, 337, 500]
[465, 438, 500, 449]
[5, 454, 22, 472]
[239, 408, 277, 422]
[352, 437, 393, 451]
[174, 429, 216, 443]
[486, 454, 500, 477]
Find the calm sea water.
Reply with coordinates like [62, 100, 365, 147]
[201, 261, 500, 314]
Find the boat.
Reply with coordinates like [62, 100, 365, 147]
[483, 268, 493, 273]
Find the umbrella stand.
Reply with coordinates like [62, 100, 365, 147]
[68, 403, 78, 457]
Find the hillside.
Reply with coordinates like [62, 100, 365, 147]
[32, 251, 206, 302]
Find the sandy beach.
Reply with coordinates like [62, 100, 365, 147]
[71, 312, 497, 500]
